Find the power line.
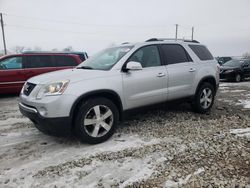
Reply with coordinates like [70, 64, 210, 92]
[5, 24, 109, 38]
[4, 12, 195, 31]
[3, 13, 176, 28]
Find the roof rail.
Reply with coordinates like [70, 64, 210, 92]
[145, 38, 158, 42]
[145, 38, 199, 43]
[183, 39, 199, 43]
[121, 42, 130, 45]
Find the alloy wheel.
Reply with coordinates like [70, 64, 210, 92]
[200, 88, 213, 109]
[83, 105, 113, 138]
[236, 74, 241, 82]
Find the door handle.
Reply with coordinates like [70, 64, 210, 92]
[189, 68, 196, 72]
[157, 72, 166, 77]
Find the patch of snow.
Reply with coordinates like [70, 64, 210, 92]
[236, 100, 250, 109]
[220, 90, 230, 93]
[230, 89, 246, 93]
[0, 117, 30, 126]
[194, 167, 205, 175]
[0, 134, 177, 187]
[164, 167, 205, 188]
[165, 174, 192, 188]
[230, 128, 250, 137]
[120, 156, 167, 188]
[219, 86, 230, 90]
[220, 82, 250, 87]
[219, 88, 247, 93]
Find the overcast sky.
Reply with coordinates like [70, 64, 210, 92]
[0, 0, 250, 56]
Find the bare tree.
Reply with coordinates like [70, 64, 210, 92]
[51, 48, 58, 52]
[63, 46, 73, 52]
[11, 46, 26, 53]
[33, 46, 42, 51]
[242, 52, 250, 58]
[107, 43, 116, 48]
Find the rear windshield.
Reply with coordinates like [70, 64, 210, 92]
[189, 45, 214, 61]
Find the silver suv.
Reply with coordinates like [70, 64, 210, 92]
[19, 39, 219, 144]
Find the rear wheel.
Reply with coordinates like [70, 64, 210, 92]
[192, 82, 215, 113]
[74, 97, 119, 144]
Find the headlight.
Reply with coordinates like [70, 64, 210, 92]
[36, 80, 69, 99]
[225, 70, 234, 73]
[20, 82, 27, 94]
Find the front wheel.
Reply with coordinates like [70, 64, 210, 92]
[74, 97, 119, 144]
[192, 82, 215, 113]
[235, 74, 241, 82]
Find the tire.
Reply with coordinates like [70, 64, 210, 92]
[192, 82, 215, 114]
[74, 97, 119, 144]
[235, 74, 241, 82]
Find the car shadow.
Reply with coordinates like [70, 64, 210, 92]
[123, 99, 193, 121]
[0, 93, 19, 99]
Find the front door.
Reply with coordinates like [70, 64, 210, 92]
[122, 45, 168, 109]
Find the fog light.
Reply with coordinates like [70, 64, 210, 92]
[38, 107, 48, 116]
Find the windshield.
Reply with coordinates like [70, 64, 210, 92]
[223, 60, 243, 67]
[77, 46, 134, 70]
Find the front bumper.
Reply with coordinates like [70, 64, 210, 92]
[220, 72, 236, 80]
[19, 102, 72, 136]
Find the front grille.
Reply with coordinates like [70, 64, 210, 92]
[23, 82, 36, 96]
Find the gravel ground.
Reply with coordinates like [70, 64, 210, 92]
[0, 81, 250, 188]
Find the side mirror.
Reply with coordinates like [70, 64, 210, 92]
[125, 61, 143, 71]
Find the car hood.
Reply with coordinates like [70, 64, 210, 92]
[220, 66, 239, 70]
[28, 68, 113, 84]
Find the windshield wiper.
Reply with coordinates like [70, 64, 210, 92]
[76, 66, 93, 70]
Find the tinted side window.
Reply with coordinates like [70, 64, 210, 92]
[25, 55, 54, 68]
[161, 44, 190, 64]
[128, 45, 161, 68]
[54, 56, 77, 67]
[0, 56, 22, 70]
[189, 45, 214, 61]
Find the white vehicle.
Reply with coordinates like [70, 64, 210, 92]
[19, 38, 220, 144]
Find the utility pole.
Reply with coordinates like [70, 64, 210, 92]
[175, 24, 178, 40]
[0, 13, 7, 55]
[191, 27, 194, 40]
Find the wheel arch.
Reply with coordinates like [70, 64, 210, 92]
[69, 89, 123, 129]
[195, 76, 217, 96]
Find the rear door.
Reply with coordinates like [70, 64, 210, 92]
[0, 56, 26, 93]
[23, 55, 57, 80]
[159, 44, 196, 100]
[53, 55, 79, 68]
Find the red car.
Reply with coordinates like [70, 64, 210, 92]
[0, 53, 85, 94]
